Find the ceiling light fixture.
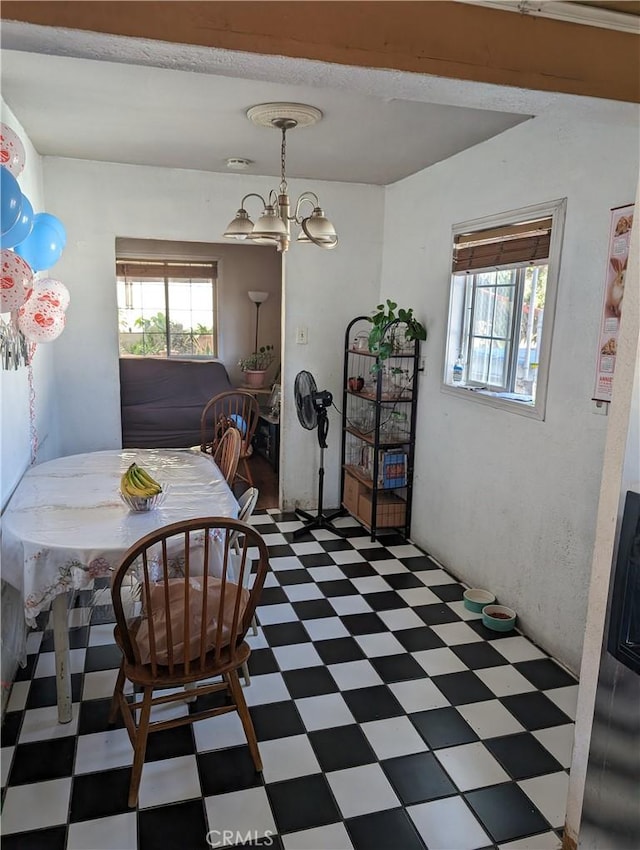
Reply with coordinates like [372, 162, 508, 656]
[226, 157, 253, 170]
[223, 103, 338, 253]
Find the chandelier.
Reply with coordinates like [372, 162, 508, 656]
[223, 103, 338, 253]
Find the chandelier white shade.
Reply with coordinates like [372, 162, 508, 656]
[223, 103, 338, 253]
[297, 206, 339, 245]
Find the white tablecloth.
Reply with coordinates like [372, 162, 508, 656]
[2, 449, 239, 628]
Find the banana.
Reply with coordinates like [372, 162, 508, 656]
[134, 466, 163, 493]
[123, 469, 149, 498]
[121, 469, 137, 495]
[120, 470, 131, 493]
[132, 467, 161, 496]
[130, 467, 158, 497]
[121, 463, 160, 498]
[129, 469, 151, 496]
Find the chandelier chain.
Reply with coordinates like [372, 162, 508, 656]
[280, 127, 288, 195]
[223, 104, 337, 250]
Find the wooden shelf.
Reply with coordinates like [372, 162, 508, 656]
[347, 389, 413, 403]
[343, 464, 374, 489]
[343, 463, 408, 491]
[340, 510, 405, 535]
[347, 347, 415, 359]
[345, 426, 408, 447]
[341, 488, 407, 531]
[341, 502, 374, 531]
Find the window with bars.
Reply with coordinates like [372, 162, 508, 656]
[444, 199, 566, 418]
[116, 259, 218, 358]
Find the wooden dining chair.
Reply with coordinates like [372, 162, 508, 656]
[230, 487, 260, 555]
[200, 390, 260, 485]
[212, 426, 242, 484]
[230, 487, 260, 685]
[108, 516, 269, 807]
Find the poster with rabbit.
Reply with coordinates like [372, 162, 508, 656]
[593, 203, 634, 402]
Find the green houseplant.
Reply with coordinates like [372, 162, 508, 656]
[238, 344, 275, 372]
[367, 300, 426, 367]
[239, 345, 276, 388]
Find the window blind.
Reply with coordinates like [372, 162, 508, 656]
[116, 260, 218, 280]
[452, 218, 552, 274]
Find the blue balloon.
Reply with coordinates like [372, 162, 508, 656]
[14, 217, 64, 272]
[34, 212, 66, 249]
[0, 165, 22, 235]
[0, 194, 33, 249]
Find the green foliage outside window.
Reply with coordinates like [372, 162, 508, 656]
[119, 312, 215, 357]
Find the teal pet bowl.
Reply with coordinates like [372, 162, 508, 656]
[482, 604, 516, 632]
[463, 588, 496, 613]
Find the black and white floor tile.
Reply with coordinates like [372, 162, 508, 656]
[1, 510, 577, 850]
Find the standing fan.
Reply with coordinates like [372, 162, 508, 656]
[293, 370, 344, 539]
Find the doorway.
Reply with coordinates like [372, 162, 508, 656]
[115, 237, 283, 512]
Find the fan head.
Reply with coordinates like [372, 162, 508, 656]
[294, 370, 318, 430]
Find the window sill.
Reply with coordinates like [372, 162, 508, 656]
[440, 382, 545, 420]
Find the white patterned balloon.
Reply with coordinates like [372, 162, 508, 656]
[32, 278, 70, 312]
[0, 123, 26, 178]
[1, 248, 33, 313]
[18, 297, 66, 342]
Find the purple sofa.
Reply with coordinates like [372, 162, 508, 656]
[119, 357, 234, 448]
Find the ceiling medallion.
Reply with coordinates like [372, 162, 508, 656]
[223, 102, 337, 253]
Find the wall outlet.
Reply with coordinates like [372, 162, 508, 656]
[296, 326, 308, 344]
[593, 400, 609, 415]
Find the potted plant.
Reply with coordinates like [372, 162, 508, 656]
[367, 300, 426, 368]
[238, 344, 276, 388]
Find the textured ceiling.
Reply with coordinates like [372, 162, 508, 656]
[1, 49, 530, 186]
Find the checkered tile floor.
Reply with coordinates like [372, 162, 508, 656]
[1, 510, 576, 850]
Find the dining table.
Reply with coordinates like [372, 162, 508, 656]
[2, 448, 239, 723]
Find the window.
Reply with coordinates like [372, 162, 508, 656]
[116, 259, 218, 358]
[443, 199, 566, 418]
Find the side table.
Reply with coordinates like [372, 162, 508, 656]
[253, 412, 280, 473]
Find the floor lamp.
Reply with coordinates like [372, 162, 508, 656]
[248, 290, 269, 354]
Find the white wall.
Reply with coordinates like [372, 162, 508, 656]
[0, 101, 59, 510]
[381, 111, 639, 672]
[280, 185, 384, 510]
[42, 157, 384, 506]
[565, 176, 639, 847]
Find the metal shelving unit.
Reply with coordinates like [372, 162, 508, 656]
[339, 316, 420, 541]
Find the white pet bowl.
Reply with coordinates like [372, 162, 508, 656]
[463, 588, 496, 613]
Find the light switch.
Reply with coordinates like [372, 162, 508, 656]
[296, 327, 308, 344]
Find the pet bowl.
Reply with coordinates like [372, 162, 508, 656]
[482, 604, 516, 632]
[119, 488, 167, 513]
[463, 588, 496, 613]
